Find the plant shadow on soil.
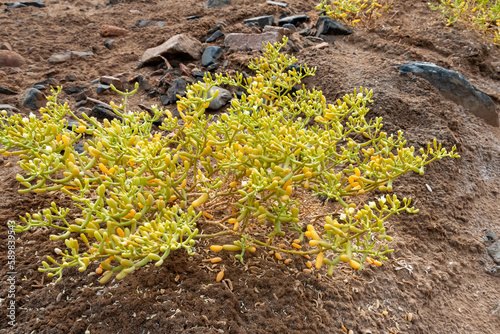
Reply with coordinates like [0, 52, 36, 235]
[1, 0, 500, 333]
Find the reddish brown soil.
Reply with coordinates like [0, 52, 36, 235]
[1, 0, 500, 333]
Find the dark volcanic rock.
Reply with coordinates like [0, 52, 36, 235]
[104, 39, 114, 50]
[90, 104, 120, 121]
[22, 88, 45, 111]
[63, 85, 88, 95]
[278, 15, 309, 27]
[202, 46, 223, 67]
[0, 86, 19, 95]
[244, 15, 274, 29]
[205, 30, 224, 43]
[6, 1, 45, 8]
[161, 78, 187, 105]
[316, 16, 352, 36]
[398, 62, 499, 127]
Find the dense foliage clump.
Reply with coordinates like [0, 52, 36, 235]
[0, 38, 459, 284]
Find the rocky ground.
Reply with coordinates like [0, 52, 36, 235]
[1, 0, 500, 333]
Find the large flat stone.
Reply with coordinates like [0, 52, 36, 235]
[141, 34, 203, 65]
[398, 62, 499, 127]
[224, 31, 282, 52]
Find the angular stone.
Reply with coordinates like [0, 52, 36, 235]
[487, 241, 500, 265]
[161, 78, 187, 105]
[0, 86, 19, 95]
[104, 39, 114, 50]
[202, 46, 223, 67]
[0, 50, 24, 68]
[20, 1, 45, 7]
[266, 1, 287, 7]
[205, 30, 224, 43]
[224, 31, 282, 52]
[244, 15, 274, 29]
[97, 84, 110, 94]
[100, 76, 125, 91]
[7, 1, 45, 8]
[398, 62, 499, 127]
[207, 86, 231, 110]
[141, 34, 203, 65]
[100, 25, 128, 37]
[22, 88, 45, 111]
[278, 15, 309, 26]
[316, 16, 352, 36]
[0, 42, 13, 51]
[90, 104, 121, 122]
[205, 0, 230, 8]
[63, 85, 88, 95]
[65, 73, 77, 82]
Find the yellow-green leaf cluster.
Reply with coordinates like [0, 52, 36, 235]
[0, 37, 459, 283]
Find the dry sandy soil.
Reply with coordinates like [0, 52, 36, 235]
[1, 0, 500, 333]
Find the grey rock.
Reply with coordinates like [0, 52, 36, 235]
[137, 75, 152, 91]
[244, 15, 274, 29]
[20, 1, 45, 7]
[48, 51, 93, 64]
[75, 100, 87, 108]
[282, 23, 296, 32]
[35, 78, 57, 87]
[75, 92, 86, 102]
[202, 46, 223, 67]
[0, 104, 19, 113]
[22, 88, 45, 111]
[90, 104, 120, 122]
[207, 63, 220, 72]
[65, 119, 80, 131]
[207, 86, 231, 110]
[485, 229, 498, 242]
[487, 241, 500, 264]
[63, 85, 88, 95]
[205, 30, 224, 43]
[278, 15, 309, 27]
[205, 0, 230, 8]
[161, 78, 187, 105]
[224, 31, 283, 52]
[316, 16, 352, 36]
[104, 39, 114, 50]
[137, 20, 153, 28]
[65, 73, 77, 82]
[33, 84, 45, 90]
[7, 1, 45, 8]
[398, 62, 499, 127]
[74, 142, 84, 154]
[48, 51, 71, 64]
[0, 86, 19, 95]
[71, 51, 93, 58]
[266, 1, 287, 7]
[207, 25, 222, 36]
[97, 84, 111, 94]
[141, 34, 203, 65]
